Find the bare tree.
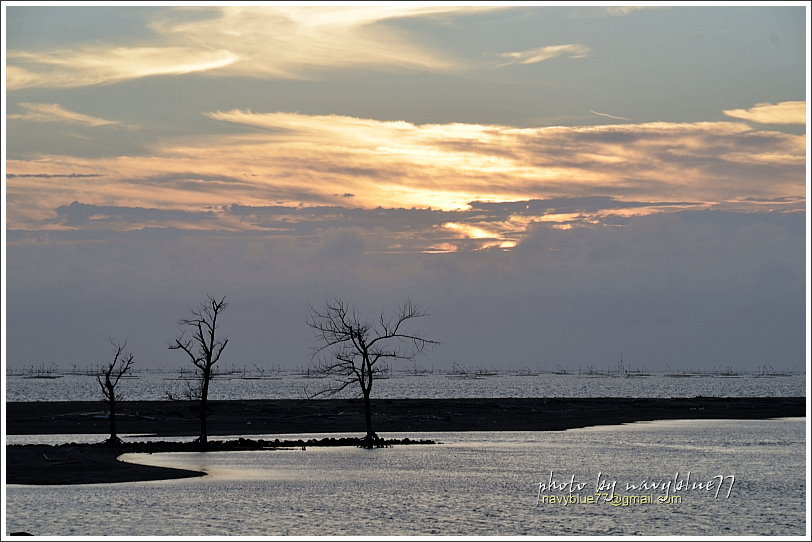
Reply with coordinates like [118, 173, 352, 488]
[307, 296, 438, 447]
[169, 294, 229, 446]
[96, 339, 135, 447]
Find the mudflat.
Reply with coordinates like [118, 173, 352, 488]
[5, 397, 805, 436]
[5, 397, 805, 486]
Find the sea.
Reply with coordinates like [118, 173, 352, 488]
[4, 419, 806, 536]
[4, 368, 806, 402]
[4, 369, 807, 536]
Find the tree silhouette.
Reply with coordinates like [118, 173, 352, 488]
[96, 339, 135, 447]
[169, 294, 229, 446]
[307, 296, 438, 447]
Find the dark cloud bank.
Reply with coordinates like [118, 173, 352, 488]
[6, 208, 805, 372]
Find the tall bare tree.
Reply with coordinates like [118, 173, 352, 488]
[96, 339, 135, 447]
[307, 296, 438, 447]
[169, 294, 229, 446]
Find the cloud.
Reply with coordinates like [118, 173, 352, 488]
[570, 6, 667, 18]
[53, 201, 218, 230]
[600, 7, 652, 16]
[496, 44, 590, 66]
[590, 110, 632, 121]
[7, 47, 239, 89]
[3, 196, 706, 257]
[6, 113, 805, 249]
[5, 193, 798, 260]
[469, 197, 699, 216]
[205, 111, 805, 213]
[6, 6, 486, 89]
[8, 102, 125, 127]
[723, 101, 806, 125]
[6, 172, 104, 179]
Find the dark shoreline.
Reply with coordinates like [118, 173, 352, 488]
[5, 397, 806, 486]
[6, 396, 806, 435]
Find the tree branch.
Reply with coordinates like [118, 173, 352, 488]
[306, 296, 438, 400]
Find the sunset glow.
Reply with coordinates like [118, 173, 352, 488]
[3, 3, 807, 372]
[6, 112, 804, 243]
[2, 6, 808, 537]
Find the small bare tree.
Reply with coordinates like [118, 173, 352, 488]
[96, 339, 135, 447]
[169, 294, 229, 446]
[307, 296, 438, 447]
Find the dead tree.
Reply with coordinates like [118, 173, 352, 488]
[169, 294, 229, 446]
[96, 339, 135, 447]
[307, 296, 438, 448]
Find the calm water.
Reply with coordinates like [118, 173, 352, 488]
[5, 371, 805, 401]
[5, 419, 806, 536]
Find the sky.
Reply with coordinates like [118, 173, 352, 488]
[2, 2, 809, 373]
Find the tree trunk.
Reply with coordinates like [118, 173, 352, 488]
[362, 390, 377, 448]
[109, 396, 117, 441]
[200, 370, 210, 446]
[106, 382, 121, 447]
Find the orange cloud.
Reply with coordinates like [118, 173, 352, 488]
[6, 113, 805, 252]
[723, 101, 806, 125]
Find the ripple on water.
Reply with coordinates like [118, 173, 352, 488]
[5, 419, 806, 536]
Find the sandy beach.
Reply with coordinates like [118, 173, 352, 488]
[5, 397, 805, 485]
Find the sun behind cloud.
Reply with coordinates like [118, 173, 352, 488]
[6, 108, 804, 256]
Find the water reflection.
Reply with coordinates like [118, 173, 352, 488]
[6, 419, 805, 536]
